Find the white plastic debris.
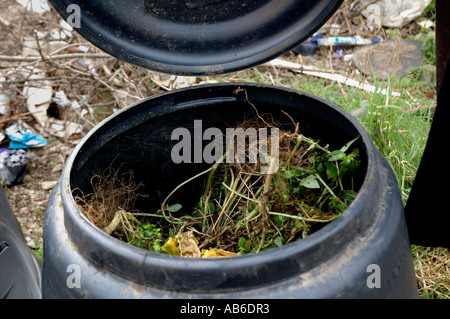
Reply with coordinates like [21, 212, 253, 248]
[52, 90, 83, 111]
[361, 0, 432, 28]
[50, 20, 73, 40]
[418, 20, 435, 29]
[52, 90, 71, 107]
[16, 0, 50, 13]
[25, 236, 36, 249]
[24, 77, 84, 142]
[0, 94, 10, 115]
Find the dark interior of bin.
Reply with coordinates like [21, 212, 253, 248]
[69, 86, 368, 220]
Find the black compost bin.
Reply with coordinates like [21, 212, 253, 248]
[42, 83, 418, 298]
[42, 0, 424, 299]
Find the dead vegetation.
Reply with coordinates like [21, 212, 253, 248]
[74, 113, 361, 257]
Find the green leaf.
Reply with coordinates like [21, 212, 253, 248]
[300, 175, 320, 189]
[282, 170, 295, 179]
[238, 237, 247, 248]
[274, 236, 283, 247]
[328, 150, 345, 161]
[326, 162, 338, 179]
[339, 136, 359, 153]
[168, 203, 182, 212]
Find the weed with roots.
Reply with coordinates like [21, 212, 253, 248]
[74, 115, 361, 257]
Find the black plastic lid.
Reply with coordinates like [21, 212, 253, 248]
[49, 0, 343, 75]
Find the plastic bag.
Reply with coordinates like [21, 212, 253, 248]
[5, 121, 48, 149]
[0, 149, 29, 186]
[361, 0, 432, 28]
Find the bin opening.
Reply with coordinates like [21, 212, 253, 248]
[68, 86, 368, 256]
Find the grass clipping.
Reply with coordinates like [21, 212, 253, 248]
[75, 117, 361, 258]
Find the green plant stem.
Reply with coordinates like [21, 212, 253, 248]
[302, 136, 330, 154]
[201, 155, 225, 202]
[314, 173, 341, 202]
[160, 164, 221, 224]
[284, 135, 303, 169]
[267, 211, 338, 223]
[221, 181, 258, 203]
[103, 210, 123, 235]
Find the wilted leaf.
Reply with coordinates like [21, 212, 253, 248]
[178, 231, 201, 258]
[161, 237, 179, 256]
[201, 248, 238, 258]
[201, 248, 217, 258]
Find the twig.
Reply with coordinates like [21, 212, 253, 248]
[0, 111, 37, 124]
[0, 52, 112, 62]
[34, 29, 51, 66]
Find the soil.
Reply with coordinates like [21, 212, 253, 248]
[0, 1, 70, 248]
[4, 137, 71, 248]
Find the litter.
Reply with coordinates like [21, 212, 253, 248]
[24, 79, 84, 142]
[5, 121, 48, 149]
[317, 35, 382, 46]
[0, 148, 29, 186]
[50, 20, 73, 40]
[151, 74, 218, 91]
[265, 58, 401, 97]
[293, 33, 381, 56]
[0, 94, 10, 115]
[16, 0, 50, 13]
[336, 47, 344, 59]
[361, 0, 432, 28]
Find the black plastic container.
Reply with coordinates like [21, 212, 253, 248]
[42, 83, 418, 298]
[48, 0, 342, 75]
[0, 187, 42, 299]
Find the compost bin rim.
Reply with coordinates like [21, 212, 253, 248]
[47, 0, 343, 75]
[58, 83, 381, 290]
